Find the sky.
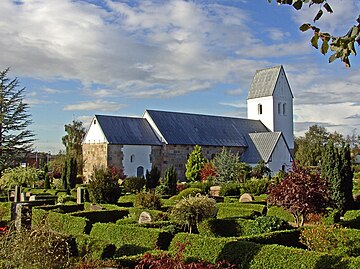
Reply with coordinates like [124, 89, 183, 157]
[1, 0, 359, 154]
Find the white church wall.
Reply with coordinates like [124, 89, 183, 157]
[268, 137, 292, 175]
[83, 117, 108, 144]
[247, 96, 274, 131]
[122, 145, 152, 177]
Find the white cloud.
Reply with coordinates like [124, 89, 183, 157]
[64, 100, 127, 112]
[43, 88, 62, 94]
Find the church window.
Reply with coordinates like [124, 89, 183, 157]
[130, 154, 135, 163]
[278, 103, 281, 115]
[258, 104, 263, 115]
[283, 103, 286, 115]
[93, 119, 96, 124]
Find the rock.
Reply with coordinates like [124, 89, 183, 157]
[239, 193, 254, 202]
[138, 211, 152, 224]
[209, 186, 221, 196]
[89, 204, 105, 211]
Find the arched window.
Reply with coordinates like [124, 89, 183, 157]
[130, 154, 135, 163]
[258, 104, 263, 115]
[137, 166, 144, 177]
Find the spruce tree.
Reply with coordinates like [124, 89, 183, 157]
[340, 144, 354, 210]
[185, 145, 207, 182]
[0, 68, 35, 174]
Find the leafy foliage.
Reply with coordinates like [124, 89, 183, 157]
[0, 166, 38, 190]
[88, 167, 121, 204]
[199, 161, 217, 182]
[269, 0, 360, 67]
[267, 165, 330, 226]
[251, 160, 271, 179]
[185, 145, 207, 182]
[175, 187, 204, 200]
[134, 192, 162, 210]
[242, 177, 270, 196]
[123, 176, 145, 193]
[250, 216, 291, 235]
[0, 69, 35, 174]
[322, 141, 354, 213]
[213, 148, 249, 183]
[62, 120, 86, 174]
[171, 194, 217, 233]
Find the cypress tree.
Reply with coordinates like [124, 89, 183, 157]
[145, 166, 160, 190]
[44, 164, 51, 189]
[67, 157, 77, 190]
[164, 166, 177, 195]
[61, 160, 68, 190]
[340, 144, 354, 210]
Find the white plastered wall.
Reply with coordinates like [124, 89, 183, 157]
[122, 145, 152, 177]
[83, 117, 108, 144]
[247, 96, 274, 131]
[268, 136, 292, 175]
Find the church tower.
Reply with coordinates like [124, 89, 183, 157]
[247, 66, 294, 151]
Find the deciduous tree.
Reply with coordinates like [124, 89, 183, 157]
[0, 69, 34, 174]
[267, 165, 330, 227]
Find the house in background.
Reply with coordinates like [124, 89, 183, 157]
[82, 65, 294, 181]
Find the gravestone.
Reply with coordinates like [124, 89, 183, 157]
[138, 212, 152, 224]
[29, 195, 37, 201]
[11, 202, 32, 231]
[90, 204, 105, 211]
[239, 193, 254, 202]
[20, 192, 27, 202]
[209, 186, 221, 196]
[77, 187, 86, 204]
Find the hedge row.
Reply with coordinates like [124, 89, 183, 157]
[169, 233, 360, 269]
[342, 210, 360, 229]
[216, 206, 261, 219]
[267, 206, 294, 223]
[71, 209, 129, 224]
[45, 211, 91, 235]
[128, 208, 169, 222]
[73, 234, 116, 260]
[34, 204, 84, 213]
[90, 223, 173, 251]
[0, 202, 11, 221]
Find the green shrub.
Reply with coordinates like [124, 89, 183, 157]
[219, 182, 241, 196]
[71, 209, 129, 224]
[300, 225, 360, 257]
[0, 202, 11, 221]
[88, 167, 121, 204]
[45, 211, 91, 235]
[171, 194, 217, 233]
[32, 208, 49, 228]
[74, 234, 115, 260]
[342, 209, 360, 228]
[90, 223, 173, 251]
[216, 205, 261, 219]
[241, 177, 270, 195]
[0, 227, 73, 269]
[249, 215, 291, 235]
[169, 233, 348, 268]
[267, 205, 294, 223]
[134, 192, 162, 210]
[128, 208, 169, 222]
[322, 208, 341, 225]
[175, 187, 203, 200]
[198, 218, 241, 237]
[188, 181, 213, 195]
[123, 177, 145, 193]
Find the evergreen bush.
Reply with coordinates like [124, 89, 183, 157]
[123, 176, 145, 193]
[134, 192, 162, 210]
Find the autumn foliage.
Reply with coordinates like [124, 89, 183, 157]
[267, 165, 330, 227]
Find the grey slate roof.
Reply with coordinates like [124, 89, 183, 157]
[145, 110, 269, 147]
[242, 132, 283, 163]
[247, 66, 282, 99]
[95, 115, 162, 145]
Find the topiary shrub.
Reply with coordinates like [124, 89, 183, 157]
[171, 194, 217, 233]
[87, 167, 121, 204]
[219, 182, 241, 196]
[123, 177, 146, 193]
[249, 215, 292, 235]
[175, 187, 204, 200]
[134, 192, 162, 210]
[198, 218, 240, 237]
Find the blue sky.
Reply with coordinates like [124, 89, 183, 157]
[1, 0, 359, 153]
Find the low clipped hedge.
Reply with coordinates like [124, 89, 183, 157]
[342, 210, 360, 229]
[31, 207, 49, 228]
[266, 206, 294, 223]
[71, 209, 129, 224]
[0, 202, 11, 221]
[128, 208, 169, 222]
[169, 233, 360, 269]
[90, 223, 173, 251]
[34, 204, 84, 213]
[216, 206, 261, 219]
[73, 234, 116, 260]
[45, 211, 91, 235]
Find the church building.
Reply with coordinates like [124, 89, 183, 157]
[82, 66, 294, 181]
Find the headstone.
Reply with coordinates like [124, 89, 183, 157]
[11, 202, 32, 231]
[29, 195, 37, 201]
[89, 204, 105, 211]
[138, 211, 152, 224]
[77, 187, 85, 204]
[20, 192, 27, 202]
[209, 186, 221, 196]
[239, 193, 254, 203]
[14, 185, 21, 202]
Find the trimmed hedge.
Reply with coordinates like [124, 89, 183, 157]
[31, 207, 49, 228]
[45, 211, 91, 235]
[90, 223, 173, 251]
[73, 234, 116, 260]
[342, 210, 360, 229]
[34, 204, 84, 213]
[0, 202, 11, 221]
[266, 206, 294, 223]
[169, 233, 360, 269]
[217, 206, 261, 219]
[128, 208, 169, 222]
[71, 209, 129, 224]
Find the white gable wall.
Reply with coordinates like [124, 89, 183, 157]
[268, 136, 292, 175]
[122, 145, 152, 177]
[83, 117, 108, 144]
[273, 69, 294, 150]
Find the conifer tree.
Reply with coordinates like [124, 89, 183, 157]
[0, 68, 35, 174]
[145, 166, 160, 190]
[185, 145, 207, 182]
[44, 164, 51, 189]
[164, 166, 177, 195]
[67, 157, 77, 189]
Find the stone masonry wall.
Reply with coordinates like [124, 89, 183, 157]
[82, 143, 108, 182]
[107, 144, 124, 173]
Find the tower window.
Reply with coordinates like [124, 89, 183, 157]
[258, 104, 263, 115]
[278, 103, 281, 115]
[283, 103, 286, 115]
[130, 154, 135, 163]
